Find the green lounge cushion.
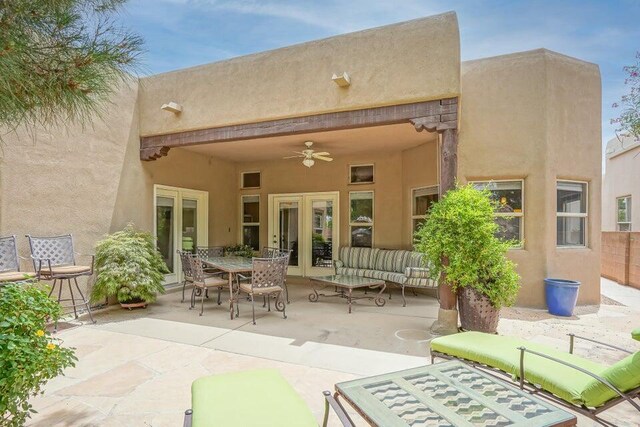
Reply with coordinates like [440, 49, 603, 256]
[581, 352, 640, 407]
[431, 332, 608, 407]
[191, 369, 317, 427]
[632, 328, 640, 342]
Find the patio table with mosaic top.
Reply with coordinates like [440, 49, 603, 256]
[334, 360, 577, 427]
[308, 275, 386, 313]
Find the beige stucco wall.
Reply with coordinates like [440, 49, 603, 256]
[137, 12, 460, 137]
[459, 49, 601, 307]
[236, 142, 438, 251]
[602, 137, 640, 231]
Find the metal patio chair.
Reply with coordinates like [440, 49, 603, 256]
[196, 246, 226, 275]
[0, 235, 35, 284]
[188, 255, 228, 316]
[26, 234, 95, 324]
[261, 247, 292, 303]
[235, 256, 287, 325]
[178, 250, 195, 303]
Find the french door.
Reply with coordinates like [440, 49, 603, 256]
[268, 192, 339, 277]
[154, 185, 208, 285]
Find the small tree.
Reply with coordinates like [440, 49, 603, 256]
[91, 224, 168, 304]
[0, 283, 76, 426]
[0, 0, 143, 132]
[611, 52, 640, 141]
[414, 184, 520, 309]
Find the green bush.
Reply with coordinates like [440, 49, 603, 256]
[414, 184, 520, 309]
[90, 224, 168, 304]
[0, 283, 76, 426]
[224, 244, 255, 259]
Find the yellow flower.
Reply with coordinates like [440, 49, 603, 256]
[46, 343, 56, 350]
[36, 330, 45, 337]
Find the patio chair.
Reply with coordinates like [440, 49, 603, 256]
[235, 256, 287, 325]
[188, 255, 228, 316]
[26, 234, 95, 324]
[430, 330, 640, 424]
[183, 369, 354, 427]
[261, 247, 292, 303]
[0, 235, 35, 284]
[195, 246, 225, 274]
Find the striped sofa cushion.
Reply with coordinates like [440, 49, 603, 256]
[374, 250, 410, 273]
[338, 247, 379, 269]
[406, 251, 426, 268]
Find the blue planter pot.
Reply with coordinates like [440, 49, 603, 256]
[544, 278, 580, 316]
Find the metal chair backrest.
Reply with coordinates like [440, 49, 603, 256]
[0, 235, 20, 273]
[188, 255, 208, 285]
[177, 250, 194, 279]
[26, 234, 75, 270]
[196, 246, 224, 259]
[251, 256, 287, 290]
[261, 247, 279, 258]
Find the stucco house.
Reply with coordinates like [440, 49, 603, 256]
[603, 134, 639, 232]
[0, 11, 601, 308]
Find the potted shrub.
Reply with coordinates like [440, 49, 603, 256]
[90, 224, 168, 309]
[0, 283, 76, 426]
[414, 184, 520, 333]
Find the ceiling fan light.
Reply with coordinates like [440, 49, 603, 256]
[303, 158, 315, 168]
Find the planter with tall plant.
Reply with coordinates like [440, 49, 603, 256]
[90, 224, 168, 309]
[414, 184, 520, 333]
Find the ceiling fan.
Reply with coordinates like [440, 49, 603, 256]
[283, 141, 333, 168]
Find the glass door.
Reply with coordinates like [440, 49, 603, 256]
[155, 188, 179, 284]
[268, 192, 339, 276]
[304, 193, 339, 276]
[270, 195, 302, 276]
[154, 185, 209, 285]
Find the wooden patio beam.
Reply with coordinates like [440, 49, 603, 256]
[139, 98, 457, 161]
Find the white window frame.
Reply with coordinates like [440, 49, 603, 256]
[617, 195, 632, 231]
[471, 179, 525, 248]
[240, 171, 261, 189]
[240, 194, 260, 250]
[349, 191, 374, 247]
[556, 180, 588, 248]
[411, 185, 439, 237]
[348, 164, 375, 185]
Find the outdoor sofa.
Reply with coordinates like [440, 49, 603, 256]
[430, 330, 640, 421]
[183, 369, 353, 427]
[333, 247, 436, 306]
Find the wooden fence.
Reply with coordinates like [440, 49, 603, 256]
[601, 232, 640, 289]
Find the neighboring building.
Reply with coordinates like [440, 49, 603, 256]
[0, 12, 602, 307]
[603, 134, 639, 231]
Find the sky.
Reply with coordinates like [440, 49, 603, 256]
[118, 0, 640, 153]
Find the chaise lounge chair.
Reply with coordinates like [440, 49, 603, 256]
[430, 330, 640, 424]
[183, 369, 354, 427]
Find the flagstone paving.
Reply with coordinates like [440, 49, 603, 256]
[26, 278, 640, 426]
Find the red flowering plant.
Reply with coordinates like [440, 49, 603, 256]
[611, 52, 640, 141]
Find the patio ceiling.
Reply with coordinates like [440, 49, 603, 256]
[182, 123, 437, 162]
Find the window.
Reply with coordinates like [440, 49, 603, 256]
[411, 186, 439, 234]
[349, 191, 373, 247]
[241, 171, 261, 189]
[617, 196, 632, 231]
[557, 181, 587, 247]
[473, 180, 524, 245]
[349, 164, 374, 184]
[241, 195, 260, 250]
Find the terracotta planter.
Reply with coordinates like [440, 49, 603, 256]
[458, 287, 500, 333]
[120, 301, 147, 310]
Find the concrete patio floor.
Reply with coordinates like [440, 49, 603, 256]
[27, 278, 640, 426]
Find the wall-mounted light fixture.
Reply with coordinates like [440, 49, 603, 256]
[332, 72, 351, 87]
[161, 101, 183, 114]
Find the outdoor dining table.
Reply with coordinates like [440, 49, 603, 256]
[202, 256, 253, 320]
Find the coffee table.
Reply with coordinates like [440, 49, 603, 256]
[308, 275, 386, 313]
[333, 360, 577, 426]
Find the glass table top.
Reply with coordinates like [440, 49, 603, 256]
[203, 256, 253, 272]
[310, 274, 385, 288]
